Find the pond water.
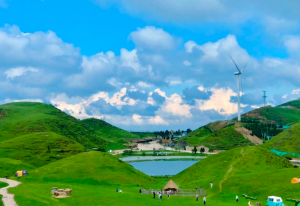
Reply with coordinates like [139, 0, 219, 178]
[129, 160, 199, 176]
[120, 156, 205, 162]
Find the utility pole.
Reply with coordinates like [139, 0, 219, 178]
[262, 91, 267, 107]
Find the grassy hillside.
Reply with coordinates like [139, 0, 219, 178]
[0, 158, 35, 177]
[183, 126, 253, 150]
[81, 118, 140, 150]
[0, 132, 85, 167]
[0, 102, 107, 148]
[9, 152, 163, 206]
[242, 100, 300, 125]
[264, 122, 300, 153]
[174, 147, 299, 201]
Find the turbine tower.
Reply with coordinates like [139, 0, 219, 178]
[229, 55, 247, 122]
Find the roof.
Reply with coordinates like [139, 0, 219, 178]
[163, 180, 179, 190]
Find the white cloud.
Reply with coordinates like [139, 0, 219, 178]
[284, 35, 300, 54]
[5, 67, 38, 79]
[149, 116, 169, 125]
[195, 87, 237, 115]
[130, 26, 175, 50]
[183, 60, 191, 66]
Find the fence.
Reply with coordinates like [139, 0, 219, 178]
[141, 189, 207, 197]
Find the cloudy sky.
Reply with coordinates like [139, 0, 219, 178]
[1, 0, 300, 131]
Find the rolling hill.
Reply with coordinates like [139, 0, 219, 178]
[0, 132, 85, 167]
[0, 102, 107, 148]
[174, 147, 299, 200]
[81, 118, 139, 150]
[241, 100, 300, 125]
[183, 100, 300, 150]
[264, 122, 300, 154]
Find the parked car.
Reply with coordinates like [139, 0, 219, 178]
[267, 196, 284, 206]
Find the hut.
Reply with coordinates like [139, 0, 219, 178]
[163, 180, 179, 192]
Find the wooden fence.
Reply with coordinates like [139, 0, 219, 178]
[141, 189, 207, 197]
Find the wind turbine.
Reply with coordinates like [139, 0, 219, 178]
[229, 55, 247, 122]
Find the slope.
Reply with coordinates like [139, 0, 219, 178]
[81, 118, 140, 150]
[0, 158, 35, 177]
[9, 152, 159, 206]
[0, 102, 107, 148]
[242, 100, 300, 125]
[264, 122, 300, 154]
[0, 132, 85, 167]
[182, 125, 253, 150]
[174, 147, 298, 200]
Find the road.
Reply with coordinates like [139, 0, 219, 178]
[0, 178, 21, 206]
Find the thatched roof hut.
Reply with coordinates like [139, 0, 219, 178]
[163, 180, 179, 191]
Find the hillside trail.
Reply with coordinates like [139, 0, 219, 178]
[0, 178, 21, 206]
[235, 127, 263, 145]
[219, 148, 245, 192]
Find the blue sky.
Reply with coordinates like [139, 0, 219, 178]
[1, 0, 300, 131]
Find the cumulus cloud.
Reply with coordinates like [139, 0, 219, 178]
[5, 67, 38, 79]
[130, 26, 175, 50]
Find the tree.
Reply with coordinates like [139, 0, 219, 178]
[208, 148, 214, 153]
[200, 148, 205, 154]
[192, 146, 197, 154]
[187, 128, 192, 133]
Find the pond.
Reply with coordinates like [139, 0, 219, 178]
[120, 156, 205, 162]
[128, 160, 199, 176]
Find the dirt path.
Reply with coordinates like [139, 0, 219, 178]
[235, 127, 263, 145]
[219, 148, 245, 192]
[0, 178, 21, 206]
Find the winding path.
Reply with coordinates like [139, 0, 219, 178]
[219, 148, 245, 192]
[0, 178, 21, 206]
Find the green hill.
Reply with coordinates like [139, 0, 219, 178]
[81, 118, 139, 150]
[264, 122, 300, 154]
[174, 147, 299, 201]
[0, 102, 107, 148]
[0, 158, 35, 177]
[0, 132, 85, 167]
[9, 152, 159, 206]
[24, 151, 153, 185]
[182, 125, 253, 150]
[242, 100, 300, 125]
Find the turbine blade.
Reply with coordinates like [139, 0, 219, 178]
[241, 63, 247, 73]
[229, 55, 241, 73]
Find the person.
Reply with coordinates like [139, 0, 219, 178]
[116, 188, 119, 192]
[210, 182, 213, 188]
[203, 196, 206, 205]
[139, 189, 142, 194]
[153, 191, 155, 199]
[200, 187, 203, 194]
[196, 194, 199, 201]
[236, 195, 239, 202]
[167, 192, 170, 199]
[195, 187, 198, 192]
[159, 192, 162, 202]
